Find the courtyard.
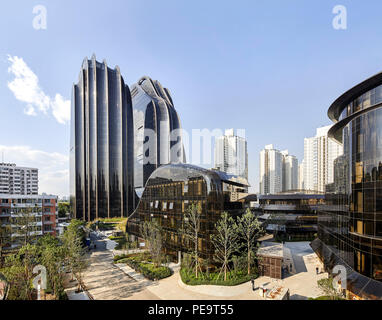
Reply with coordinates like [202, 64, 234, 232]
[74, 232, 328, 301]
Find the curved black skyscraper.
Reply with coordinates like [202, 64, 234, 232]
[70, 55, 135, 221]
[130, 76, 186, 191]
[312, 71, 382, 299]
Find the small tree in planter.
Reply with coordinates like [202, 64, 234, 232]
[236, 209, 263, 275]
[140, 220, 163, 267]
[211, 212, 239, 282]
[181, 203, 203, 278]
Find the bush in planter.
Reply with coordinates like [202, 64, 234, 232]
[180, 268, 255, 286]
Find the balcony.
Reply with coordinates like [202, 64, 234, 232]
[0, 203, 10, 207]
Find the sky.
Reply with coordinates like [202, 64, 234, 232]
[1, 0, 382, 197]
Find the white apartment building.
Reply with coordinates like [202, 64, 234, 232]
[259, 145, 283, 194]
[298, 160, 305, 190]
[0, 163, 38, 195]
[281, 150, 298, 192]
[302, 125, 343, 192]
[214, 129, 248, 180]
[260, 145, 298, 195]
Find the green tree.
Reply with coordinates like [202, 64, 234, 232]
[58, 202, 70, 218]
[317, 277, 344, 300]
[211, 212, 238, 281]
[1, 244, 39, 300]
[62, 220, 88, 290]
[140, 220, 163, 267]
[0, 223, 11, 268]
[236, 209, 263, 275]
[38, 235, 65, 299]
[181, 203, 202, 278]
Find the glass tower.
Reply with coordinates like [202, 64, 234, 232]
[130, 76, 186, 192]
[70, 55, 135, 221]
[313, 71, 382, 299]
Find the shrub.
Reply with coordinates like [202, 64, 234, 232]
[113, 254, 128, 263]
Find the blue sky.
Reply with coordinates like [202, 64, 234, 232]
[1, 0, 382, 196]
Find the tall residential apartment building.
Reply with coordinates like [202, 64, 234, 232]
[298, 160, 305, 190]
[259, 145, 298, 195]
[0, 163, 38, 195]
[302, 125, 343, 192]
[281, 150, 298, 192]
[214, 129, 248, 180]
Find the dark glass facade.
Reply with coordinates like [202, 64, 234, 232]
[313, 72, 382, 299]
[130, 77, 186, 191]
[70, 56, 135, 221]
[126, 164, 248, 262]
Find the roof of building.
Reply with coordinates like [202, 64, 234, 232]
[328, 71, 382, 122]
[258, 193, 324, 200]
[257, 241, 284, 258]
[147, 163, 249, 188]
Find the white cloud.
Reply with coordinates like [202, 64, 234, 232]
[0, 145, 69, 197]
[7, 55, 70, 124]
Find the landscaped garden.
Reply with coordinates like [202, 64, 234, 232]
[113, 252, 172, 280]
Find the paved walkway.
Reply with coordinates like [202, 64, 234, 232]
[81, 235, 158, 300]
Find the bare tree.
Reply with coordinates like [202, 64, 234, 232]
[12, 206, 38, 246]
[236, 209, 264, 275]
[211, 212, 238, 281]
[181, 203, 202, 278]
[140, 220, 163, 267]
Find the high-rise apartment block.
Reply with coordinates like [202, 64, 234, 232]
[281, 150, 298, 192]
[259, 145, 298, 195]
[0, 163, 38, 195]
[214, 129, 248, 181]
[303, 125, 343, 192]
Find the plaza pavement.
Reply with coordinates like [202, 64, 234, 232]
[80, 234, 328, 300]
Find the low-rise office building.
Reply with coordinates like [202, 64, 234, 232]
[255, 192, 324, 241]
[127, 163, 249, 264]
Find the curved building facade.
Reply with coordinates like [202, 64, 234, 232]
[70, 55, 135, 221]
[127, 164, 248, 262]
[130, 77, 186, 192]
[313, 72, 382, 299]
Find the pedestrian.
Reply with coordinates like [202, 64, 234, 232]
[316, 266, 319, 275]
[251, 278, 255, 291]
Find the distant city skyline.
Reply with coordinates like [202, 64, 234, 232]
[2, 1, 382, 196]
